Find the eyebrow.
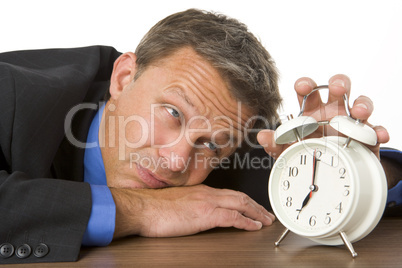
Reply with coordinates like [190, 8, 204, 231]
[167, 88, 195, 108]
[215, 130, 239, 150]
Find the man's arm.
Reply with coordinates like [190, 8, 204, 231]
[110, 184, 275, 239]
[381, 149, 402, 216]
[0, 46, 121, 263]
[381, 152, 402, 189]
[0, 171, 92, 264]
[81, 185, 115, 246]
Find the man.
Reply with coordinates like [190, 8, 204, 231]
[0, 9, 399, 264]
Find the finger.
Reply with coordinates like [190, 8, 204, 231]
[373, 125, 390, 145]
[350, 95, 374, 121]
[210, 187, 275, 224]
[257, 129, 284, 159]
[327, 74, 351, 104]
[213, 191, 275, 226]
[361, 125, 389, 160]
[294, 77, 320, 113]
[212, 208, 263, 231]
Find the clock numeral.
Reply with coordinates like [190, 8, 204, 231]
[309, 215, 317, 226]
[315, 150, 322, 159]
[336, 202, 343, 213]
[296, 209, 301, 220]
[324, 213, 331, 225]
[288, 167, 299, 177]
[285, 197, 293, 207]
[300, 155, 307, 165]
[330, 156, 334, 167]
[282, 180, 290, 190]
[339, 168, 346, 179]
[344, 185, 350, 196]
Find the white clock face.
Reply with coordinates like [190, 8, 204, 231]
[270, 139, 355, 237]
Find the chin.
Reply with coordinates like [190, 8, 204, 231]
[107, 177, 144, 189]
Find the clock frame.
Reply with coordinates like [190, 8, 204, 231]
[268, 86, 387, 257]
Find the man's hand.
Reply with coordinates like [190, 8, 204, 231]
[110, 184, 275, 239]
[257, 74, 390, 159]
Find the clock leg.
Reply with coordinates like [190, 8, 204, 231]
[342, 137, 352, 148]
[274, 228, 290, 246]
[339, 231, 358, 258]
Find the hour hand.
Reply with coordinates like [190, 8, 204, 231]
[296, 191, 311, 219]
[300, 191, 311, 210]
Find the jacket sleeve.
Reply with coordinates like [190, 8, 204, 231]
[0, 170, 92, 263]
[0, 46, 120, 263]
[382, 148, 402, 216]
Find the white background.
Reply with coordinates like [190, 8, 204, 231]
[1, 0, 401, 149]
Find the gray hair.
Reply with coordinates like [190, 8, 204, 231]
[134, 9, 282, 147]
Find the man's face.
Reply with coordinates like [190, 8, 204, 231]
[101, 47, 253, 189]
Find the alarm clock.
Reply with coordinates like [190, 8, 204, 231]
[268, 85, 387, 257]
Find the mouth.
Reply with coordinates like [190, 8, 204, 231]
[136, 164, 170, 189]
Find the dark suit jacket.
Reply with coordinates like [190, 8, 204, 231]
[0, 45, 274, 264]
[0, 46, 121, 263]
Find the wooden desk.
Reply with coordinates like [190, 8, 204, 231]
[18, 217, 402, 267]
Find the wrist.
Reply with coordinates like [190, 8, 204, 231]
[110, 188, 145, 239]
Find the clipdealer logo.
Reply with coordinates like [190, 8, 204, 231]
[62, 101, 291, 174]
[128, 151, 276, 173]
[63, 101, 275, 150]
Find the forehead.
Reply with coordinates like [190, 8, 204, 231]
[152, 47, 253, 128]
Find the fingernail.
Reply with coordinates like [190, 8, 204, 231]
[356, 103, 368, 110]
[255, 221, 263, 229]
[331, 79, 345, 87]
[257, 130, 274, 147]
[296, 80, 310, 87]
[266, 214, 275, 223]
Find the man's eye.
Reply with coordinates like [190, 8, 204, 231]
[166, 107, 181, 119]
[203, 141, 217, 152]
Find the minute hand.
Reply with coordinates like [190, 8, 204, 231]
[296, 150, 319, 218]
[310, 149, 319, 198]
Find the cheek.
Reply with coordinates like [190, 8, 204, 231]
[151, 108, 185, 146]
[184, 158, 216, 185]
[152, 122, 184, 147]
[120, 115, 150, 145]
[111, 99, 153, 148]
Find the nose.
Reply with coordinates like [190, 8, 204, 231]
[158, 137, 193, 173]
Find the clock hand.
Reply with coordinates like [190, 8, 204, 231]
[296, 191, 311, 219]
[297, 150, 319, 219]
[299, 183, 319, 211]
[301, 191, 311, 209]
[310, 149, 319, 198]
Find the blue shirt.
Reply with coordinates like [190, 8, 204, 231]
[381, 149, 402, 207]
[82, 103, 116, 246]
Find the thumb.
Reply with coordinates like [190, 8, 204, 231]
[257, 129, 284, 159]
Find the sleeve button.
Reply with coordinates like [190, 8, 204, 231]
[16, 244, 31, 259]
[34, 243, 49, 258]
[0, 243, 14, 258]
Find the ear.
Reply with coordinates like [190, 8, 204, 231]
[109, 52, 137, 100]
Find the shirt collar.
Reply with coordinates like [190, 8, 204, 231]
[84, 103, 107, 185]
